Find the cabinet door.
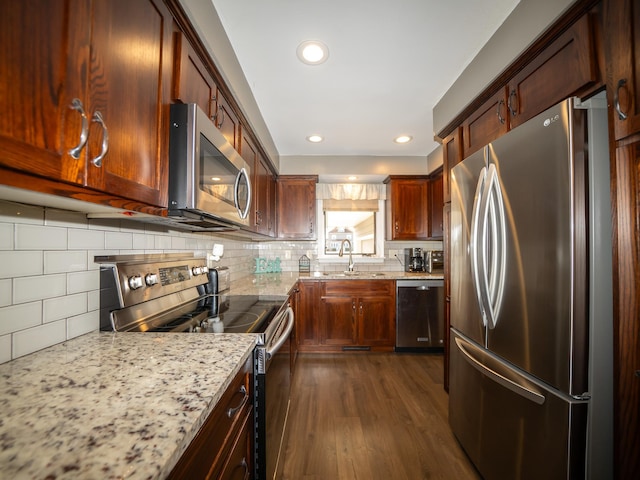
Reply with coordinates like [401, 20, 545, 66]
[277, 176, 318, 239]
[606, 0, 640, 140]
[254, 154, 274, 236]
[0, 0, 89, 185]
[385, 177, 429, 240]
[321, 295, 356, 346]
[429, 170, 444, 239]
[296, 281, 321, 346]
[86, 0, 173, 207]
[507, 14, 596, 129]
[462, 87, 509, 158]
[215, 89, 240, 148]
[172, 31, 217, 120]
[358, 296, 395, 347]
[612, 140, 640, 479]
[442, 127, 462, 204]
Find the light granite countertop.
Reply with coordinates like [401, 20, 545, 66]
[0, 332, 257, 480]
[0, 271, 443, 479]
[230, 271, 444, 297]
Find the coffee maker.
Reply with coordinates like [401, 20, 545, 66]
[404, 247, 425, 272]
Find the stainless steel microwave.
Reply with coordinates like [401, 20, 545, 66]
[168, 103, 252, 231]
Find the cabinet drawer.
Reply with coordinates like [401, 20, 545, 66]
[323, 279, 394, 296]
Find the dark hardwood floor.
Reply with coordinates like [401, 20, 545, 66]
[280, 353, 481, 480]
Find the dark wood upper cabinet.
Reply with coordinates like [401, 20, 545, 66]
[507, 13, 596, 129]
[172, 31, 217, 120]
[429, 169, 444, 239]
[276, 175, 318, 239]
[214, 89, 240, 149]
[384, 176, 430, 240]
[606, 0, 640, 140]
[461, 14, 596, 159]
[462, 87, 510, 158]
[442, 127, 463, 204]
[0, 0, 173, 209]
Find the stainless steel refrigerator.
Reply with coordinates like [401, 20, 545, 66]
[449, 95, 613, 480]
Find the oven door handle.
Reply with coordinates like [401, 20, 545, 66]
[266, 306, 294, 359]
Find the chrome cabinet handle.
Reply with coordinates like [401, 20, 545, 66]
[215, 108, 225, 129]
[91, 111, 108, 167]
[507, 89, 518, 117]
[614, 78, 628, 120]
[395, 221, 399, 231]
[226, 384, 248, 418]
[239, 457, 249, 479]
[68, 98, 89, 159]
[496, 99, 505, 124]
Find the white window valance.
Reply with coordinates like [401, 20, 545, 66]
[316, 183, 386, 201]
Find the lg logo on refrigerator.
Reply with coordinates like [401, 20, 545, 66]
[543, 114, 561, 127]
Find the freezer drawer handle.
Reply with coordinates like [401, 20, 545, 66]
[455, 337, 545, 405]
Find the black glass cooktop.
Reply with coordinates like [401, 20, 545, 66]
[139, 294, 283, 334]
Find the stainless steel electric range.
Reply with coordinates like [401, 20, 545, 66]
[95, 253, 293, 480]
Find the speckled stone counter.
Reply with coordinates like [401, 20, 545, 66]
[230, 271, 444, 297]
[0, 332, 257, 480]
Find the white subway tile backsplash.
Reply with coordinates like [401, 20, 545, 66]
[68, 228, 105, 250]
[67, 270, 99, 295]
[12, 319, 66, 358]
[154, 235, 172, 250]
[43, 293, 87, 323]
[13, 274, 67, 304]
[66, 310, 99, 338]
[1, 197, 317, 363]
[133, 232, 155, 250]
[0, 279, 11, 307]
[87, 290, 100, 312]
[170, 236, 187, 250]
[105, 232, 133, 250]
[44, 250, 87, 274]
[0, 223, 13, 250]
[0, 301, 42, 336]
[0, 251, 43, 279]
[16, 224, 67, 250]
[0, 335, 10, 363]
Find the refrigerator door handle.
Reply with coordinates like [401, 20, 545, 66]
[483, 163, 507, 329]
[470, 165, 488, 326]
[455, 336, 546, 405]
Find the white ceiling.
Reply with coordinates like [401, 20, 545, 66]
[209, 0, 520, 158]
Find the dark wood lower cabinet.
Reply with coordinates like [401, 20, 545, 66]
[297, 280, 395, 352]
[168, 356, 253, 480]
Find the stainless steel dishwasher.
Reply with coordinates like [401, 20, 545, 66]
[395, 279, 444, 352]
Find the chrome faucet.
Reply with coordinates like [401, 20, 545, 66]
[338, 238, 354, 272]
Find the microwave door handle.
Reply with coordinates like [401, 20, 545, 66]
[234, 167, 252, 219]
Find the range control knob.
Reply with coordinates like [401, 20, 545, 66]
[145, 273, 158, 286]
[192, 266, 203, 276]
[128, 275, 144, 290]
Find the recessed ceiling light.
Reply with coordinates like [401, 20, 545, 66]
[394, 135, 413, 144]
[297, 40, 329, 65]
[307, 134, 323, 143]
